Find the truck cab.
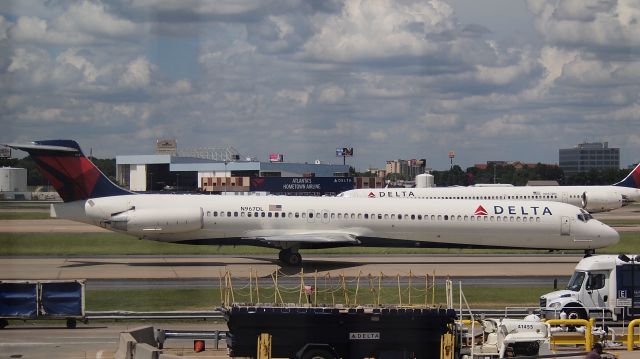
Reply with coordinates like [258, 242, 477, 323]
[540, 254, 640, 321]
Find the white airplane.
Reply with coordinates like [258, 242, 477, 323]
[339, 165, 640, 213]
[7, 140, 619, 266]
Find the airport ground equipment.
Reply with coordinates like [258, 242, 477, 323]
[461, 317, 553, 358]
[540, 254, 640, 322]
[224, 305, 457, 359]
[0, 279, 86, 328]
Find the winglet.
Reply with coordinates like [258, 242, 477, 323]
[614, 162, 640, 189]
[6, 140, 133, 202]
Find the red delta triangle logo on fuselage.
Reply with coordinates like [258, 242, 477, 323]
[368, 192, 376, 198]
[475, 205, 488, 216]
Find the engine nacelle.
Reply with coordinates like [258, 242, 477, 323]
[107, 207, 204, 234]
[581, 191, 623, 213]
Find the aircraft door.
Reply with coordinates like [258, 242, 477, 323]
[307, 210, 315, 223]
[562, 192, 569, 203]
[561, 216, 570, 236]
[582, 271, 609, 312]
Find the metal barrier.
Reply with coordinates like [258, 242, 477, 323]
[627, 318, 640, 351]
[86, 310, 223, 320]
[157, 329, 227, 350]
[546, 318, 594, 351]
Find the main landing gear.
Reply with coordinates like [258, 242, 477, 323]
[584, 249, 596, 258]
[279, 248, 302, 267]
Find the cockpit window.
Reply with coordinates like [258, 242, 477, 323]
[566, 271, 586, 291]
[577, 209, 593, 222]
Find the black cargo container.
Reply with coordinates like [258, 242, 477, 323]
[224, 306, 456, 359]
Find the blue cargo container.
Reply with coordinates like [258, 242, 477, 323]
[0, 282, 38, 321]
[0, 280, 85, 329]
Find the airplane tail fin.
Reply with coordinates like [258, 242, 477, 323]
[6, 140, 133, 202]
[614, 162, 640, 189]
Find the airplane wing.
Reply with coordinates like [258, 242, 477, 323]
[244, 231, 360, 244]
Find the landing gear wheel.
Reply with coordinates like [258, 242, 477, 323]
[279, 249, 302, 266]
[584, 249, 595, 257]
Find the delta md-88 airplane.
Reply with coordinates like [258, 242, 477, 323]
[7, 140, 619, 266]
[339, 165, 640, 213]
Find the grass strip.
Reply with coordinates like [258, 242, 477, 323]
[1, 232, 639, 256]
[86, 285, 553, 311]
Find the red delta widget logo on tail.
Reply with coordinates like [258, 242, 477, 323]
[476, 204, 552, 216]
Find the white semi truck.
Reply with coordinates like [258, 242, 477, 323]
[540, 254, 640, 321]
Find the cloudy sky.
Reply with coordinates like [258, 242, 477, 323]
[2, 0, 639, 170]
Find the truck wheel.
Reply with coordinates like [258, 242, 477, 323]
[66, 319, 77, 329]
[565, 308, 587, 320]
[0, 319, 8, 329]
[301, 349, 336, 359]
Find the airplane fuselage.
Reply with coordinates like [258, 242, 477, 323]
[52, 194, 619, 251]
[340, 185, 640, 213]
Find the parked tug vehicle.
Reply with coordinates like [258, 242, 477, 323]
[540, 254, 640, 321]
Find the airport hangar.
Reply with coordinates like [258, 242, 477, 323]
[115, 153, 361, 196]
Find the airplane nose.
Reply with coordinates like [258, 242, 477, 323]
[597, 221, 620, 247]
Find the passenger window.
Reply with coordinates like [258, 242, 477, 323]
[309, 213, 314, 218]
[227, 211, 231, 217]
[234, 212, 238, 217]
[365, 214, 369, 219]
[261, 212, 266, 217]
[378, 214, 382, 220]
[323, 213, 328, 219]
[268, 212, 273, 218]
[295, 212, 300, 218]
[384, 214, 389, 219]
[437, 215, 442, 221]
[247, 212, 252, 217]
[241, 212, 246, 217]
[207, 211, 211, 217]
[417, 215, 422, 220]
